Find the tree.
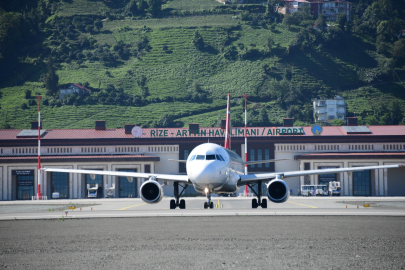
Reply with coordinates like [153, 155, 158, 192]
[331, 118, 346, 126]
[192, 30, 204, 50]
[388, 100, 403, 125]
[147, 0, 162, 17]
[259, 107, 269, 126]
[345, 20, 353, 34]
[94, 19, 102, 32]
[315, 14, 327, 31]
[157, 113, 174, 127]
[283, 14, 293, 30]
[266, 36, 274, 52]
[231, 113, 243, 127]
[138, 75, 149, 98]
[25, 90, 31, 99]
[376, 34, 386, 54]
[43, 59, 59, 95]
[137, 0, 149, 13]
[284, 66, 293, 81]
[337, 14, 347, 31]
[265, 0, 276, 18]
[392, 40, 405, 61]
[125, 0, 139, 15]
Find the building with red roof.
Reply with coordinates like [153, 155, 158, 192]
[0, 118, 404, 200]
[59, 83, 91, 99]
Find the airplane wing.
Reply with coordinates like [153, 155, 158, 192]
[168, 159, 187, 163]
[238, 164, 404, 185]
[243, 159, 289, 165]
[42, 168, 190, 183]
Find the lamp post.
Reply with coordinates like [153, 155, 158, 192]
[36, 95, 42, 199]
[243, 94, 249, 197]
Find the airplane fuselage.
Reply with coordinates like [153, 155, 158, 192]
[186, 143, 244, 194]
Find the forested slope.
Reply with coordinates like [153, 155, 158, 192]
[0, 0, 404, 129]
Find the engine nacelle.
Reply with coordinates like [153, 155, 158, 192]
[267, 179, 289, 203]
[140, 180, 164, 204]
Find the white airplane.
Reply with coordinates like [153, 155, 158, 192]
[43, 94, 404, 209]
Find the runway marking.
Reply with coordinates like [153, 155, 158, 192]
[287, 201, 318, 208]
[116, 203, 147, 210]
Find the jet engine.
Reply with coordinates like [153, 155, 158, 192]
[140, 180, 164, 204]
[267, 179, 289, 203]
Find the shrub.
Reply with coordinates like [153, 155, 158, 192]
[25, 90, 31, 99]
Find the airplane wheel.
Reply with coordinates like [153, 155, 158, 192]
[252, 199, 258, 209]
[204, 202, 208, 209]
[261, 199, 267, 209]
[170, 199, 176, 209]
[210, 202, 214, 209]
[179, 199, 186, 209]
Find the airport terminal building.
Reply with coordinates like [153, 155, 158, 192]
[0, 118, 404, 201]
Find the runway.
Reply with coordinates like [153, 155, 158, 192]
[1, 196, 405, 220]
[1, 198, 405, 269]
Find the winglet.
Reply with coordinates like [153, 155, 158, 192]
[224, 93, 231, 150]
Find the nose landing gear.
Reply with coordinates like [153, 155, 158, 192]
[247, 181, 267, 209]
[204, 190, 214, 209]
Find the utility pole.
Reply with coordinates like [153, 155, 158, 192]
[36, 95, 43, 200]
[243, 94, 249, 197]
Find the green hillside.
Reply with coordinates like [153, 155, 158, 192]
[0, 0, 404, 129]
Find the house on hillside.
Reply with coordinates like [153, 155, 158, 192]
[311, 0, 352, 21]
[278, 0, 351, 21]
[59, 83, 91, 99]
[313, 95, 346, 123]
[277, 0, 310, 15]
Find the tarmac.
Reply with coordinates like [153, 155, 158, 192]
[1, 197, 405, 269]
[1, 196, 405, 220]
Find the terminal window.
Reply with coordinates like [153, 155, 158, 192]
[51, 172, 69, 199]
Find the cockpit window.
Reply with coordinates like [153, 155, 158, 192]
[216, 155, 225, 161]
[196, 155, 205, 160]
[206, 155, 216, 160]
[189, 155, 196, 161]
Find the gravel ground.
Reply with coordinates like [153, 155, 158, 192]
[0, 204, 97, 213]
[0, 216, 404, 270]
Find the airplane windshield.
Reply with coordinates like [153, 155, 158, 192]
[191, 154, 225, 161]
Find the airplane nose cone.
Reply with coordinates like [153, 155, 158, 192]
[191, 163, 220, 185]
[193, 166, 212, 182]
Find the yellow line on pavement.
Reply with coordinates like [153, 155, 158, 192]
[287, 201, 318, 208]
[117, 203, 147, 210]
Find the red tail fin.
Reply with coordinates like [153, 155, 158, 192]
[224, 93, 231, 150]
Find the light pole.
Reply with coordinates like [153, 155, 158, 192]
[243, 94, 249, 197]
[36, 95, 42, 199]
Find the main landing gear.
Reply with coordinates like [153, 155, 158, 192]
[204, 190, 214, 209]
[247, 181, 267, 209]
[170, 182, 188, 209]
